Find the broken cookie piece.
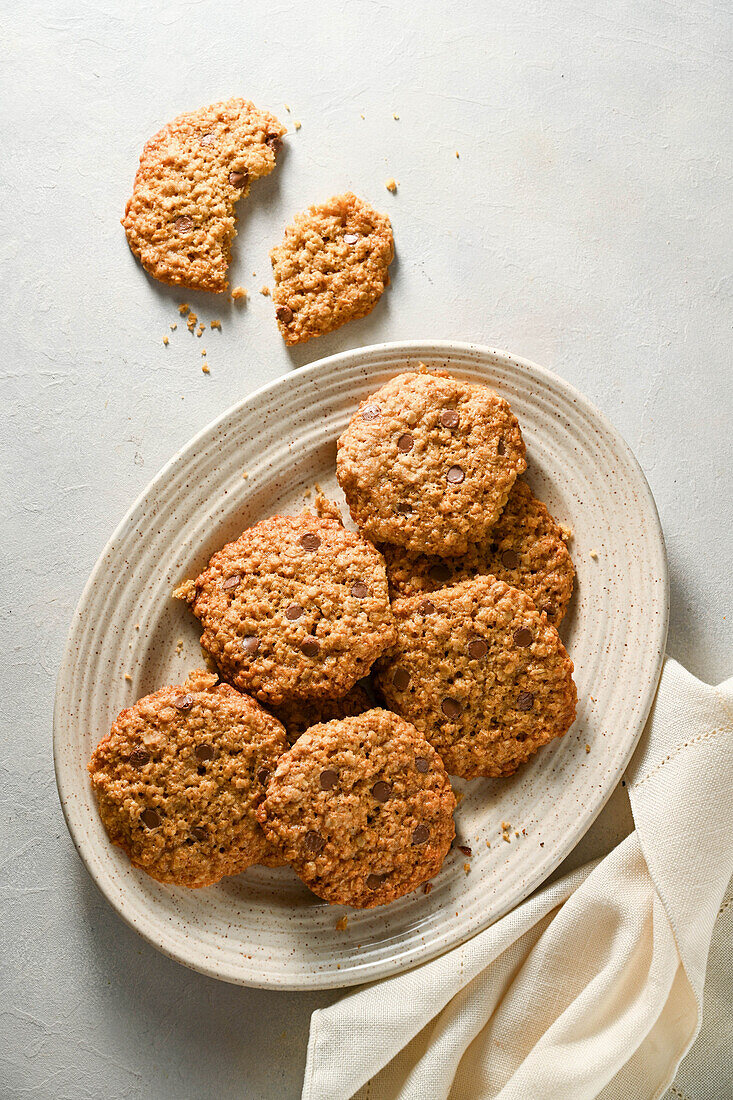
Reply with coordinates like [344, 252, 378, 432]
[270, 192, 394, 345]
[123, 98, 286, 292]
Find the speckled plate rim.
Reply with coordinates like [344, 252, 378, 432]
[54, 340, 669, 989]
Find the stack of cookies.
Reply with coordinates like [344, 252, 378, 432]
[88, 369, 577, 908]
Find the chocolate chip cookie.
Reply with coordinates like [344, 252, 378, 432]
[374, 576, 576, 778]
[336, 371, 527, 556]
[270, 192, 393, 344]
[88, 670, 287, 887]
[381, 478, 575, 623]
[272, 681, 374, 744]
[175, 512, 395, 707]
[256, 709, 456, 907]
[123, 98, 285, 292]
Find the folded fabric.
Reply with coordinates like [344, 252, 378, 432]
[303, 659, 733, 1100]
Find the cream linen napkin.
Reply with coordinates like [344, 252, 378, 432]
[302, 659, 733, 1100]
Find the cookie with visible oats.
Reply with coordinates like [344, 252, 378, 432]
[381, 478, 575, 624]
[270, 192, 393, 344]
[87, 670, 287, 887]
[256, 709, 455, 907]
[336, 371, 527, 556]
[175, 512, 395, 707]
[374, 576, 576, 779]
[123, 98, 285, 292]
[272, 681, 374, 744]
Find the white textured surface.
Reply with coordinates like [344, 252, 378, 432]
[2, 0, 730, 1096]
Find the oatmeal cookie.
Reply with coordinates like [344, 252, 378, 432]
[270, 192, 393, 344]
[381, 478, 575, 623]
[374, 576, 576, 779]
[272, 681, 374, 744]
[123, 98, 285, 292]
[175, 512, 395, 707]
[88, 670, 287, 887]
[336, 371, 526, 556]
[257, 709, 455, 907]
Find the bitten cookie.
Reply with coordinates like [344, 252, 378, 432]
[374, 577, 577, 779]
[122, 98, 285, 292]
[257, 709, 456, 907]
[336, 371, 527, 556]
[88, 670, 287, 887]
[381, 478, 575, 624]
[272, 681, 374, 744]
[175, 512, 395, 707]
[270, 192, 393, 344]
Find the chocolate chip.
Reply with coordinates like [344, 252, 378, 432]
[173, 694, 193, 711]
[366, 873, 385, 890]
[497, 439, 505, 455]
[276, 304, 294, 323]
[242, 635, 260, 656]
[397, 502, 413, 514]
[429, 563, 451, 584]
[222, 574, 241, 590]
[141, 808, 161, 829]
[361, 404, 381, 420]
[446, 465, 465, 484]
[228, 170, 248, 187]
[501, 549, 519, 569]
[467, 637, 488, 660]
[351, 580, 370, 599]
[200, 132, 216, 146]
[441, 698, 461, 719]
[397, 433, 414, 453]
[517, 691, 535, 712]
[415, 756, 430, 773]
[514, 627, 533, 647]
[195, 744, 215, 762]
[412, 824, 430, 845]
[304, 830, 325, 855]
[129, 748, 149, 768]
[191, 825, 207, 841]
[343, 232, 359, 244]
[418, 598, 435, 614]
[544, 608, 555, 621]
[439, 409, 460, 428]
[301, 636, 320, 657]
[372, 781, 391, 802]
[458, 844, 473, 856]
[300, 532, 321, 551]
[319, 769, 338, 791]
[256, 768, 270, 785]
[174, 215, 193, 234]
[266, 133, 281, 151]
[285, 603, 302, 620]
[393, 668, 410, 691]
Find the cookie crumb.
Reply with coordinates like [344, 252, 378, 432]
[231, 286, 247, 301]
[187, 312, 198, 332]
[260, 285, 270, 296]
[585, 743, 591, 753]
[294, 120, 301, 131]
[360, 113, 365, 120]
[201, 349, 206, 356]
[178, 303, 190, 315]
[197, 324, 205, 337]
[210, 319, 222, 329]
[124, 673, 132, 682]
[589, 548, 599, 559]
[503, 834, 511, 843]
[385, 177, 398, 192]
[463, 862, 471, 874]
[242, 471, 249, 479]
[540, 841, 545, 847]
[458, 844, 472, 857]
[163, 336, 169, 346]
[135, 624, 140, 631]
[455, 151, 460, 158]
[284, 103, 291, 112]
[392, 112, 400, 120]
[170, 323, 177, 331]
[514, 831, 520, 838]
[485, 840, 491, 848]
[335, 916, 348, 931]
[423, 881, 433, 895]
[560, 524, 574, 542]
[501, 821, 512, 830]
[202, 363, 210, 374]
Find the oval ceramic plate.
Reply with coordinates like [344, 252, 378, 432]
[54, 341, 668, 990]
